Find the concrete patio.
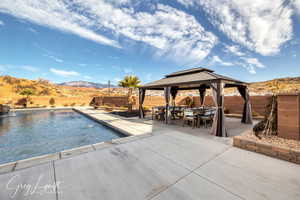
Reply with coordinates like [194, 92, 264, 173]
[0, 109, 299, 200]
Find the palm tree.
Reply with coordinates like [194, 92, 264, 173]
[118, 75, 141, 112]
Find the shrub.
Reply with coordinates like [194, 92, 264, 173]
[143, 106, 150, 111]
[15, 98, 27, 108]
[63, 104, 69, 107]
[252, 110, 260, 117]
[5, 100, 13, 105]
[70, 103, 76, 106]
[224, 107, 230, 114]
[49, 98, 55, 107]
[20, 88, 35, 96]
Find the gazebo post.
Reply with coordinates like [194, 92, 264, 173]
[211, 81, 227, 137]
[237, 85, 253, 124]
[199, 84, 207, 106]
[164, 87, 171, 124]
[138, 88, 146, 119]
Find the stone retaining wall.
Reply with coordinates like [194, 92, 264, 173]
[233, 136, 300, 164]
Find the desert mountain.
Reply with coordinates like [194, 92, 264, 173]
[59, 81, 117, 89]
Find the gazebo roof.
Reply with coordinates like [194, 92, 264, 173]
[140, 67, 247, 89]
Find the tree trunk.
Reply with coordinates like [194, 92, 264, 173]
[263, 95, 277, 136]
[128, 88, 133, 112]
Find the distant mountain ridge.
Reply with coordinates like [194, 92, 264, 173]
[59, 81, 118, 88]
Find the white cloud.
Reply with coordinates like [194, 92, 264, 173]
[22, 65, 39, 72]
[0, 64, 6, 72]
[211, 55, 234, 66]
[178, 0, 293, 56]
[113, 77, 121, 84]
[44, 54, 63, 63]
[242, 57, 265, 68]
[0, 20, 4, 26]
[0, 0, 120, 48]
[71, 1, 218, 64]
[295, 0, 300, 15]
[28, 27, 38, 34]
[0, 1, 217, 64]
[236, 57, 265, 74]
[108, 56, 119, 59]
[83, 75, 92, 79]
[123, 67, 133, 74]
[225, 45, 245, 56]
[145, 73, 153, 81]
[50, 68, 80, 77]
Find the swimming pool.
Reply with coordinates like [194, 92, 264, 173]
[0, 109, 125, 164]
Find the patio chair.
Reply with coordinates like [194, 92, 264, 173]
[171, 106, 183, 120]
[182, 109, 197, 128]
[152, 107, 160, 120]
[157, 107, 165, 121]
[198, 109, 216, 128]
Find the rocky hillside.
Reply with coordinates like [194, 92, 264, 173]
[0, 75, 299, 104]
[249, 77, 300, 95]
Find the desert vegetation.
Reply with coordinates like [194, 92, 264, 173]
[118, 75, 140, 112]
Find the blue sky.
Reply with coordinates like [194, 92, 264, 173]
[0, 0, 300, 85]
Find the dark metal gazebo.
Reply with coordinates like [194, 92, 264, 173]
[138, 67, 252, 137]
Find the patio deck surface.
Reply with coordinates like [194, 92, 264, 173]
[0, 108, 299, 200]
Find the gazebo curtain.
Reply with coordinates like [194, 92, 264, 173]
[211, 82, 227, 137]
[164, 87, 171, 124]
[198, 84, 207, 106]
[170, 87, 178, 106]
[139, 88, 146, 118]
[237, 86, 253, 124]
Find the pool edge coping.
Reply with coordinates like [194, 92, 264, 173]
[0, 108, 153, 175]
[73, 108, 133, 137]
[0, 134, 152, 175]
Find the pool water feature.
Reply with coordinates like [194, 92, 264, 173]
[0, 109, 125, 164]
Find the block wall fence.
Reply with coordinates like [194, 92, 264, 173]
[92, 94, 300, 141]
[91, 95, 271, 116]
[277, 94, 300, 140]
[134, 95, 272, 116]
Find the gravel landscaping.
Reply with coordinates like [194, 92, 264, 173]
[243, 132, 300, 151]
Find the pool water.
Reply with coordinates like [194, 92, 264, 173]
[0, 109, 124, 164]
